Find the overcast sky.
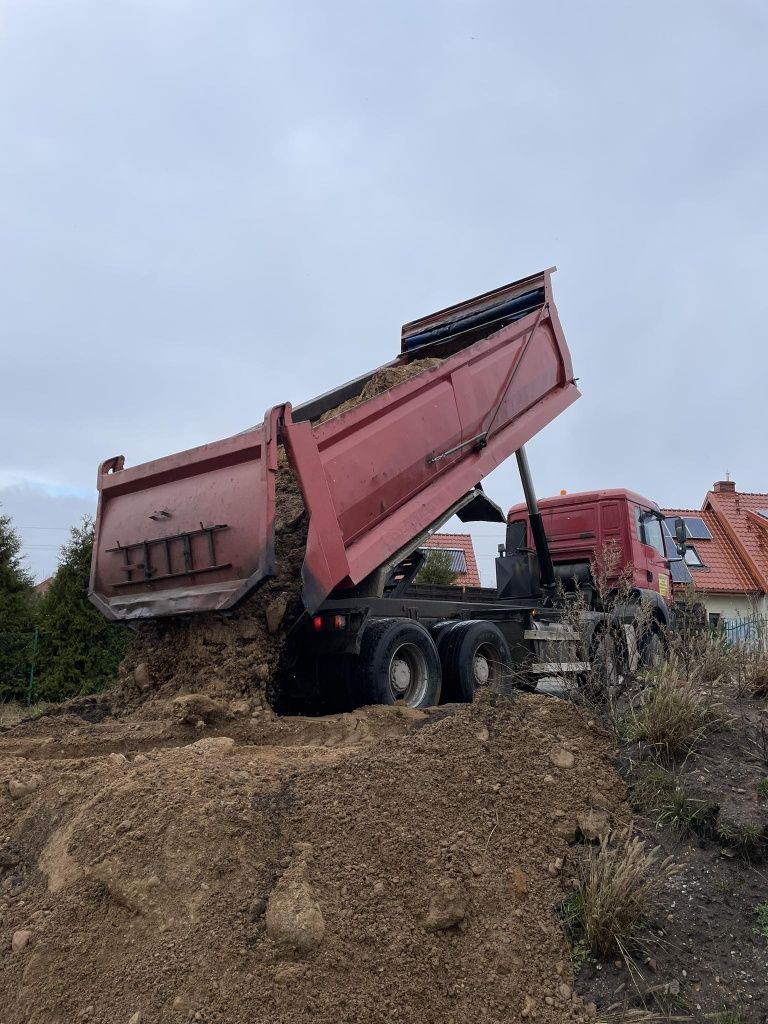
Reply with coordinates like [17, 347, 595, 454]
[1, 0, 766, 586]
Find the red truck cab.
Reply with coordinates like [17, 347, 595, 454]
[507, 488, 673, 607]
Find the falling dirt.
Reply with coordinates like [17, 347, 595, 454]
[117, 357, 441, 709]
[0, 692, 625, 1023]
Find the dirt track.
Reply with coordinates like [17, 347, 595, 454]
[0, 693, 624, 1023]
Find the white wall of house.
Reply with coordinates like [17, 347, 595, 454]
[699, 593, 766, 621]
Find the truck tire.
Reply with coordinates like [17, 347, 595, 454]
[357, 619, 442, 708]
[438, 621, 512, 702]
[641, 628, 665, 668]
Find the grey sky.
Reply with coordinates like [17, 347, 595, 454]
[2, 0, 766, 585]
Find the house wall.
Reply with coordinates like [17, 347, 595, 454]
[698, 593, 766, 621]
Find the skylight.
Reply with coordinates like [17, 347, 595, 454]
[684, 545, 705, 568]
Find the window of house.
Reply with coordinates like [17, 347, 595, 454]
[684, 545, 705, 567]
[758, 509, 768, 521]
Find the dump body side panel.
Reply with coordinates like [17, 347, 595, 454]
[284, 293, 578, 611]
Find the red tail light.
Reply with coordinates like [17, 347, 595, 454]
[312, 615, 323, 632]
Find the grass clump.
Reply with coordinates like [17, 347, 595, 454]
[695, 638, 737, 684]
[746, 655, 768, 698]
[754, 901, 768, 943]
[624, 662, 719, 757]
[656, 787, 715, 836]
[564, 831, 673, 958]
[757, 778, 768, 801]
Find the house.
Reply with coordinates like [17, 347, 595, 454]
[662, 479, 768, 624]
[33, 576, 55, 598]
[419, 533, 481, 587]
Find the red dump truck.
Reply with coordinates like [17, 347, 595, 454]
[90, 268, 672, 708]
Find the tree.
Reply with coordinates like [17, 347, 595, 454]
[414, 548, 460, 586]
[35, 518, 128, 700]
[0, 508, 36, 700]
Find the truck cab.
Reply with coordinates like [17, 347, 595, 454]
[506, 488, 673, 610]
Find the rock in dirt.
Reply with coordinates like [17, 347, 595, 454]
[549, 746, 575, 769]
[133, 663, 151, 692]
[11, 930, 31, 953]
[265, 593, 289, 634]
[265, 844, 325, 954]
[577, 807, 610, 842]
[173, 693, 228, 725]
[7, 775, 42, 800]
[422, 880, 466, 931]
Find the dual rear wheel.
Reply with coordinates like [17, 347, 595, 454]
[356, 618, 512, 709]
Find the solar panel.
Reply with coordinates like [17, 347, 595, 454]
[420, 548, 468, 573]
[682, 517, 712, 541]
[662, 530, 694, 584]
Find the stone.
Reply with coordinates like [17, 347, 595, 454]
[172, 693, 226, 725]
[190, 737, 235, 757]
[128, 1014, 142, 1024]
[108, 753, 127, 766]
[11, 929, 31, 953]
[576, 808, 609, 842]
[133, 663, 151, 692]
[558, 983, 572, 1000]
[265, 593, 289, 634]
[423, 881, 466, 931]
[8, 775, 42, 800]
[266, 846, 325, 954]
[521, 994, 537, 1019]
[549, 746, 575, 769]
[475, 726, 490, 743]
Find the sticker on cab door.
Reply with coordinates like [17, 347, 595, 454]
[658, 574, 669, 597]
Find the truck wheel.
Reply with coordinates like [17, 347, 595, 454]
[438, 621, 512, 702]
[641, 629, 665, 668]
[358, 619, 442, 708]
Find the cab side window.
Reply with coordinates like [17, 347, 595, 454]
[635, 508, 665, 557]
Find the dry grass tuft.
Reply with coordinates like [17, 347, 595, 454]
[747, 655, 768, 699]
[624, 662, 719, 756]
[695, 638, 737, 684]
[568, 831, 674, 958]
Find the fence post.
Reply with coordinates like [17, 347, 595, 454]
[26, 627, 39, 707]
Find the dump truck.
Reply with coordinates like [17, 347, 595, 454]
[89, 267, 636, 708]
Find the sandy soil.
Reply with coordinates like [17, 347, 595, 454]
[0, 692, 624, 1024]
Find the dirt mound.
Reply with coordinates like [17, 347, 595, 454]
[117, 357, 441, 709]
[0, 694, 625, 1023]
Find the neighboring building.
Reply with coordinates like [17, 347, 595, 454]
[662, 479, 768, 623]
[33, 576, 55, 598]
[420, 533, 481, 587]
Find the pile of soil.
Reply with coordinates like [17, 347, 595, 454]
[118, 357, 441, 709]
[0, 693, 625, 1023]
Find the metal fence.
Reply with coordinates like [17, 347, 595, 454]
[0, 629, 39, 705]
[722, 614, 768, 653]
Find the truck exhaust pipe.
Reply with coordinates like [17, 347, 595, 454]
[515, 446, 556, 592]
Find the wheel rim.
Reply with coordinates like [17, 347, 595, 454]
[387, 643, 429, 706]
[473, 643, 498, 689]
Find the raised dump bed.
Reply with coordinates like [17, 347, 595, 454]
[90, 268, 578, 621]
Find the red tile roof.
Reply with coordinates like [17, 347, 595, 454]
[705, 490, 768, 591]
[422, 533, 481, 586]
[661, 507, 759, 594]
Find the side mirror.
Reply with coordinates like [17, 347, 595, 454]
[674, 517, 688, 556]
